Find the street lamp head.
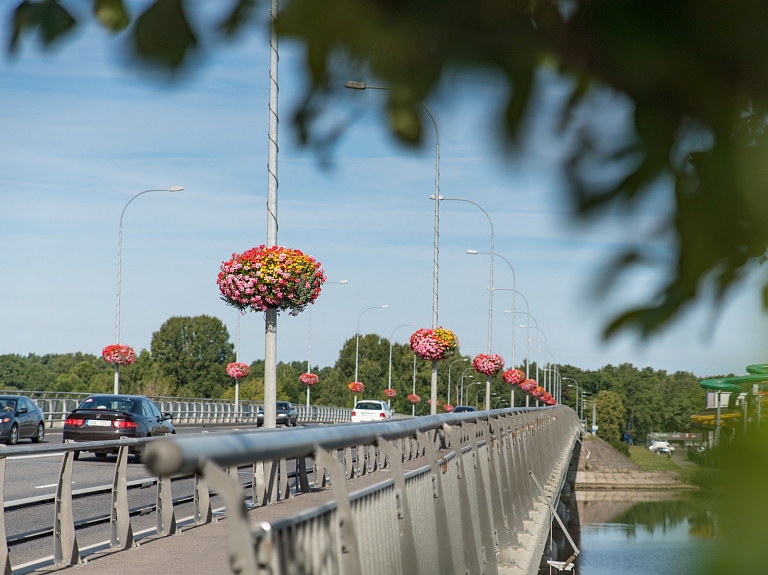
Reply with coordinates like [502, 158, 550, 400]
[338, 280, 349, 284]
[504, 310, 512, 314]
[169, 186, 184, 192]
[345, 81, 367, 90]
[467, 250, 478, 254]
[381, 305, 390, 309]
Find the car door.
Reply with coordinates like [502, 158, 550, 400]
[18, 398, 35, 437]
[141, 401, 162, 436]
[149, 401, 172, 435]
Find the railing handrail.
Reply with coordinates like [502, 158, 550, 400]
[145, 406, 560, 475]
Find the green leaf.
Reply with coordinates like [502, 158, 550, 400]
[93, 0, 130, 33]
[218, 0, 257, 38]
[133, 0, 197, 69]
[9, 0, 76, 53]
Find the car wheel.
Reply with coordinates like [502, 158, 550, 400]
[6, 425, 18, 446]
[31, 423, 44, 444]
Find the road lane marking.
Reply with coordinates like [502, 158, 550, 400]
[34, 483, 58, 489]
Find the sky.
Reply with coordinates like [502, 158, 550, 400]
[1, 4, 766, 378]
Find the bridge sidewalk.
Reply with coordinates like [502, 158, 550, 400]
[33, 453, 439, 575]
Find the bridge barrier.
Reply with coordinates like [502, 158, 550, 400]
[0, 390, 381, 427]
[144, 405, 581, 575]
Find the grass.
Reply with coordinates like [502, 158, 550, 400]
[628, 445, 683, 471]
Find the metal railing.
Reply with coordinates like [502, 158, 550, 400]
[0, 390, 370, 427]
[144, 405, 581, 575]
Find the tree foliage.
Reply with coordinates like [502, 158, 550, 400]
[8, 0, 768, 337]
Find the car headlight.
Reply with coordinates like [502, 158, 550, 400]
[1, 417, 11, 423]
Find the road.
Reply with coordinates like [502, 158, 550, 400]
[3, 423, 303, 569]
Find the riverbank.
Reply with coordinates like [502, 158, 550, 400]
[574, 436, 696, 491]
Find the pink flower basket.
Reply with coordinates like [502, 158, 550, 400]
[383, 388, 397, 399]
[299, 373, 319, 386]
[407, 393, 421, 404]
[348, 382, 364, 394]
[502, 369, 525, 386]
[443, 404, 454, 412]
[520, 379, 538, 392]
[226, 362, 251, 379]
[530, 386, 545, 399]
[409, 327, 459, 361]
[217, 245, 326, 316]
[473, 353, 505, 376]
[102, 344, 135, 366]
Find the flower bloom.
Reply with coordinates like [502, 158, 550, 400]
[348, 381, 364, 393]
[409, 327, 459, 361]
[407, 393, 421, 404]
[226, 362, 251, 379]
[520, 379, 538, 392]
[299, 373, 319, 386]
[217, 245, 326, 316]
[443, 404, 454, 412]
[102, 344, 135, 365]
[383, 388, 397, 399]
[502, 369, 525, 386]
[473, 353, 505, 376]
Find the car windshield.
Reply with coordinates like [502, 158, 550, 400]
[276, 402, 291, 410]
[453, 406, 475, 413]
[79, 396, 136, 413]
[0, 400, 16, 412]
[355, 402, 383, 411]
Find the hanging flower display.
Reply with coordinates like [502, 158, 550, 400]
[530, 386, 545, 399]
[407, 393, 421, 404]
[383, 388, 397, 399]
[217, 245, 327, 316]
[226, 362, 251, 379]
[409, 328, 459, 361]
[541, 391, 553, 403]
[102, 344, 135, 365]
[299, 373, 319, 386]
[443, 404, 454, 412]
[502, 369, 525, 386]
[348, 382, 364, 394]
[520, 379, 538, 392]
[473, 353, 505, 376]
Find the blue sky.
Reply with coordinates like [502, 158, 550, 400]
[1, 6, 765, 378]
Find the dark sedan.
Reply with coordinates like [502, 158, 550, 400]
[63, 394, 174, 459]
[452, 406, 477, 413]
[0, 396, 45, 445]
[256, 402, 298, 427]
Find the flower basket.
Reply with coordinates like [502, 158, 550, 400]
[520, 379, 537, 392]
[217, 245, 326, 316]
[409, 328, 459, 361]
[443, 404, 454, 412]
[299, 373, 319, 386]
[102, 344, 135, 366]
[383, 388, 397, 399]
[473, 353, 505, 376]
[502, 369, 525, 386]
[530, 386, 545, 399]
[226, 362, 251, 379]
[407, 393, 421, 404]
[348, 382, 364, 394]
[541, 392, 553, 403]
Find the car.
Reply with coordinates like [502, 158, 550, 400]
[648, 440, 675, 454]
[256, 402, 298, 427]
[351, 400, 392, 423]
[0, 396, 45, 445]
[452, 406, 477, 413]
[62, 394, 174, 459]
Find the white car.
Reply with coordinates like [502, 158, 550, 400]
[351, 400, 392, 423]
[648, 441, 674, 453]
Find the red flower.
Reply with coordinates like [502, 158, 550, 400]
[102, 344, 135, 366]
[407, 393, 421, 404]
[383, 388, 397, 399]
[348, 381, 364, 393]
[443, 404, 454, 412]
[502, 368, 525, 385]
[299, 373, 319, 386]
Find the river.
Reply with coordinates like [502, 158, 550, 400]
[541, 492, 714, 575]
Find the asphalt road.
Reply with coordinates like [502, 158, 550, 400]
[2, 423, 304, 568]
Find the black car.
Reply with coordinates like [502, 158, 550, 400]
[0, 396, 45, 445]
[256, 402, 298, 427]
[63, 394, 174, 459]
[452, 406, 477, 413]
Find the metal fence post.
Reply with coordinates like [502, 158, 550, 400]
[466, 422, 499, 574]
[54, 451, 80, 566]
[110, 445, 134, 549]
[194, 473, 213, 524]
[0, 457, 11, 575]
[156, 475, 177, 536]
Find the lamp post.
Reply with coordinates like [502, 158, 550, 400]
[467, 381, 482, 409]
[388, 323, 417, 407]
[114, 186, 183, 394]
[564, 378, 580, 418]
[346, 81, 442, 415]
[355, 305, 389, 404]
[469, 251, 516, 369]
[441, 198, 494, 410]
[459, 369, 474, 405]
[412, 352, 418, 416]
[306, 280, 348, 406]
[447, 358, 468, 407]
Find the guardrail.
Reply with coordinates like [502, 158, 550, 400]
[144, 405, 580, 575]
[0, 390, 367, 427]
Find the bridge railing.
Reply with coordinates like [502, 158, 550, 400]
[145, 405, 581, 575]
[0, 390, 372, 427]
